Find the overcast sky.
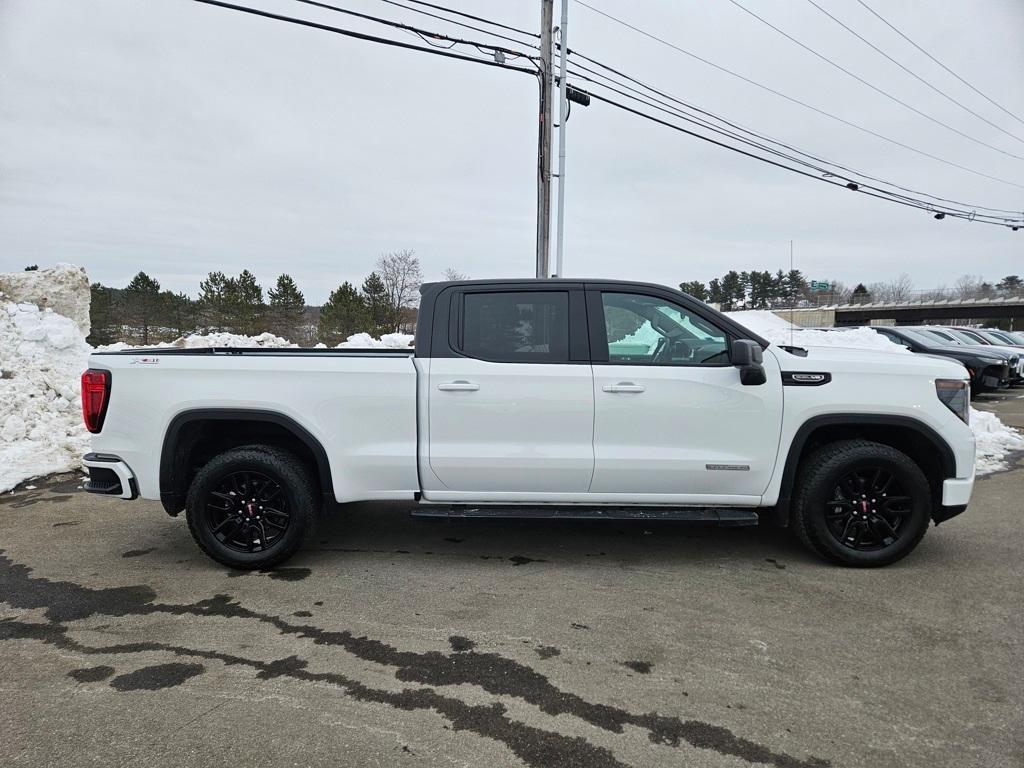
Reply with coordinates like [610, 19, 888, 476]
[1, 0, 1022, 303]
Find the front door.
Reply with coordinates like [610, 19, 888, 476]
[425, 288, 594, 497]
[589, 289, 783, 503]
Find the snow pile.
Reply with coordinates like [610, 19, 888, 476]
[726, 310, 906, 353]
[972, 408, 1024, 474]
[337, 332, 414, 349]
[0, 263, 91, 336]
[172, 331, 297, 348]
[0, 303, 92, 492]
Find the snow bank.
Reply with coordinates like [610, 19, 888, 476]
[972, 407, 1024, 474]
[171, 331, 297, 348]
[726, 310, 906, 353]
[0, 264, 91, 336]
[0, 303, 92, 492]
[337, 332, 414, 349]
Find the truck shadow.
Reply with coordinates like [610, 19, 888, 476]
[309, 502, 822, 569]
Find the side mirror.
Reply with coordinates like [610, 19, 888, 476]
[731, 339, 767, 385]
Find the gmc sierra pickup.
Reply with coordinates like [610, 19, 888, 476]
[81, 279, 976, 568]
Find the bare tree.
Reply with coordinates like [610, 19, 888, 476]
[376, 249, 423, 332]
[953, 274, 982, 300]
[888, 272, 914, 303]
[869, 273, 914, 303]
[442, 268, 468, 282]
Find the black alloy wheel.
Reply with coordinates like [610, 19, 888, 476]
[823, 468, 911, 551]
[205, 470, 290, 553]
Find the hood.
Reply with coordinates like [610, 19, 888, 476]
[768, 344, 967, 378]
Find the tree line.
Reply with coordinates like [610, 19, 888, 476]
[679, 270, 1024, 311]
[87, 250, 447, 347]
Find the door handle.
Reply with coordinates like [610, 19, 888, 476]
[602, 382, 645, 393]
[438, 380, 480, 391]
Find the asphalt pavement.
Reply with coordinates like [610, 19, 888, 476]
[2, 391, 1022, 767]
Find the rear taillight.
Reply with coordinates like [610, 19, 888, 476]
[81, 369, 110, 433]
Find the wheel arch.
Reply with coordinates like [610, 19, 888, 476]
[773, 414, 956, 526]
[159, 408, 334, 516]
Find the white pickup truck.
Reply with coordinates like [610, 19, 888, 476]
[81, 279, 976, 568]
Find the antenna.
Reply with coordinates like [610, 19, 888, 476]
[790, 239, 794, 348]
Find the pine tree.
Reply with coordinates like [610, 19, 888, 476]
[719, 271, 743, 311]
[361, 271, 391, 336]
[231, 269, 266, 336]
[318, 282, 367, 345]
[997, 275, 1022, 292]
[162, 291, 197, 338]
[87, 282, 119, 346]
[122, 272, 162, 345]
[678, 281, 708, 301]
[706, 278, 724, 306]
[198, 271, 232, 332]
[268, 274, 306, 341]
[851, 283, 870, 304]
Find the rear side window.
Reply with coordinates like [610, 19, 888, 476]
[460, 291, 569, 363]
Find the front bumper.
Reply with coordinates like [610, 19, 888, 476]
[935, 476, 974, 524]
[82, 453, 138, 500]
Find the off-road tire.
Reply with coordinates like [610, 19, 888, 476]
[792, 439, 931, 567]
[186, 445, 318, 570]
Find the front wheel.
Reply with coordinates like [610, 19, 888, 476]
[185, 446, 318, 569]
[791, 440, 932, 567]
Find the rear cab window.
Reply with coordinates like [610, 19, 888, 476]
[457, 291, 570, 363]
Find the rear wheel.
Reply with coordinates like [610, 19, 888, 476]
[792, 440, 932, 567]
[186, 446, 318, 569]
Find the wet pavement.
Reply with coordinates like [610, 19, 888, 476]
[2, 391, 1022, 767]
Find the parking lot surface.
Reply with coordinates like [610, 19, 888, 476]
[2, 392, 1022, 768]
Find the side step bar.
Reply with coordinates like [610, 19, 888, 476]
[411, 506, 760, 526]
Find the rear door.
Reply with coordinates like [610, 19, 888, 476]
[423, 285, 594, 497]
[587, 286, 783, 502]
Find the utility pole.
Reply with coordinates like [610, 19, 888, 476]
[535, 0, 553, 278]
[553, 0, 569, 278]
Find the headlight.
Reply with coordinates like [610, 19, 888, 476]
[977, 357, 1004, 364]
[936, 379, 970, 424]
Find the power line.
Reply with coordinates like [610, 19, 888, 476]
[584, 89, 1017, 227]
[566, 64, 1019, 225]
[287, 0, 538, 65]
[397, 0, 538, 39]
[854, 0, 1024, 129]
[192, 0, 539, 74]
[804, 0, 1024, 147]
[370, 0, 538, 49]
[567, 52, 1024, 217]
[570, 0, 1024, 191]
[725, 0, 1024, 162]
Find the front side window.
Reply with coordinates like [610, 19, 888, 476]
[602, 292, 729, 365]
[460, 291, 569, 363]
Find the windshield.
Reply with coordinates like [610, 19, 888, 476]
[918, 328, 960, 346]
[979, 330, 1017, 345]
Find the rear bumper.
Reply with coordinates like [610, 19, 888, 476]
[82, 453, 138, 500]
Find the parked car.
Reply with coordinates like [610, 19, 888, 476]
[81, 279, 975, 569]
[868, 325, 1014, 394]
[916, 326, 1023, 384]
[980, 329, 1024, 347]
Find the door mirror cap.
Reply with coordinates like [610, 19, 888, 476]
[731, 339, 767, 385]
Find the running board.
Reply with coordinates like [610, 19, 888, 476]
[411, 506, 760, 526]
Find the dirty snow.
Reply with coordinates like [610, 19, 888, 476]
[972, 408, 1024, 474]
[0, 302, 92, 492]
